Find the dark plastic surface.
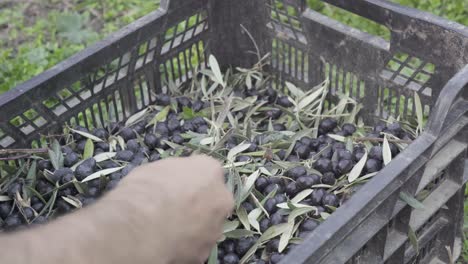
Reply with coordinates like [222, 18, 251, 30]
[0, 0, 467, 263]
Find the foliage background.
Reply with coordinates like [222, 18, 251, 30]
[0, 0, 467, 261]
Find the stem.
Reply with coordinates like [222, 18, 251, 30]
[0, 148, 49, 155]
[354, 137, 411, 144]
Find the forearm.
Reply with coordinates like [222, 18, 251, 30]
[1, 179, 172, 264]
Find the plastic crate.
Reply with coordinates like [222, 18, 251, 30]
[0, 0, 467, 263]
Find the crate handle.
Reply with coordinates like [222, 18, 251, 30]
[426, 64, 468, 137]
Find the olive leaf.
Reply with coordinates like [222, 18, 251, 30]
[346, 137, 354, 152]
[408, 226, 419, 254]
[223, 220, 240, 233]
[285, 81, 305, 98]
[240, 170, 260, 202]
[81, 167, 125, 183]
[0, 195, 12, 202]
[287, 207, 317, 222]
[24, 161, 37, 199]
[147, 106, 170, 127]
[207, 246, 218, 264]
[227, 142, 252, 161]
[276, 202, 313, 209]
[208, 55, 226, 88]
[125, 108, 148, 127]
[70, 129, 103, 142]
[48, 139, 64, 170]
[320, 212, 331, 219]
[414, 92, 424, 135]
[400, 192, 424, 209]
[328, 134, 346, 142]
[296, 86, 325, 111]
[382, 135, 392, 165]
[248, 208, 262, 232]
[224, 229, 258, 239]
[83, 139, 94, 159]
[93, 152, 117, 162]
[62, 195, 82, 208]
[348, 149, 367, 183]
[290, 189, 313, 204]
[279, 221, 295, 253]
[237, 206, 251, 230]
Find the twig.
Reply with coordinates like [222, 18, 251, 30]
[354, 137, 412, 144]
[0, 148, 49, 155]
[0, 154, 33, 161]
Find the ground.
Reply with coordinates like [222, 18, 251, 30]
[0, 0, 467, 262]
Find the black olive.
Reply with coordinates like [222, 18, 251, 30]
[255, 177, 269, 192]
[337, 159, 353, 174]
[369, 146, 383, 161]
[115, 150, 134, 162]
[296, 176, 316, 190]
[264, 198, 278, 214]
[223, 240, 236, 253]
[314, 158, 332, 173]
[276, 96, 293, 107]
[300, 219, 319, 232]
[273, 123, 286, 131]
[309, 189, 326, 205]
[366, 159, 382, 173]
[285, 182, 299, 196]
[92, 128, 108, 139]
[266, 238, 280, 252]
[223, 253, 240, 264]
[155, 94, 171, 106]
[242, 202, 255, 213]
[341, 123, 357, 136]
[119, 127, 136, 141]
[38, 160, 52, 171]
[321, 172, 336, 185]
[260, 217, 271, 232]
[322, 193, 340, 207]
[319, 118, 338, 133]
[286, 166, 307, 179]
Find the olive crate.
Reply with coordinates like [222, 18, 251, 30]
[0, 0, 467, 263]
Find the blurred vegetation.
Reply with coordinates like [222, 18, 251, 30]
[0, 0, 468, 261]
[0, 0, 466, 93]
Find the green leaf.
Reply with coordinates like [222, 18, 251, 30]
[237, 206, 251, 230]
[288, 207, 316, 222]
[285, 81, 305, 98]
[279, 221, 295, 253]
[181, 106, 195, 120]
[223, 220, 240, 233]
[125, 108, 148, 127]
[248, 208, 262, 232]
[408, 226, 419, 254]
[148, 106, 171, 127]
[93, 152, 117, 162]
[297, 86, 324, 110]
[81, 167, 125, 183]
[382, 135, 392, 166]
[70, 129, 103, 142]
[227, 142, 252, 161]
[0, 196, 12, 202]
[291, 189, 314, 204]
[259, 223, 289, 243]
[348, 149, 367, 183]
[62, 196, 82, 209]
[241, 170, 260, 202]
[209, 55, 225, 87]
[224, 229, 258, 239]
[207, 246, 218, 264]
[400, 192, 425, 209]
[328, 134, 346, 142]
[83, 139, 94, 159]
[24, 161, 37, 199]
[414, 92, 424, 134]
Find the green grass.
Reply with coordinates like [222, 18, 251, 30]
[1, 0, 468, 261]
